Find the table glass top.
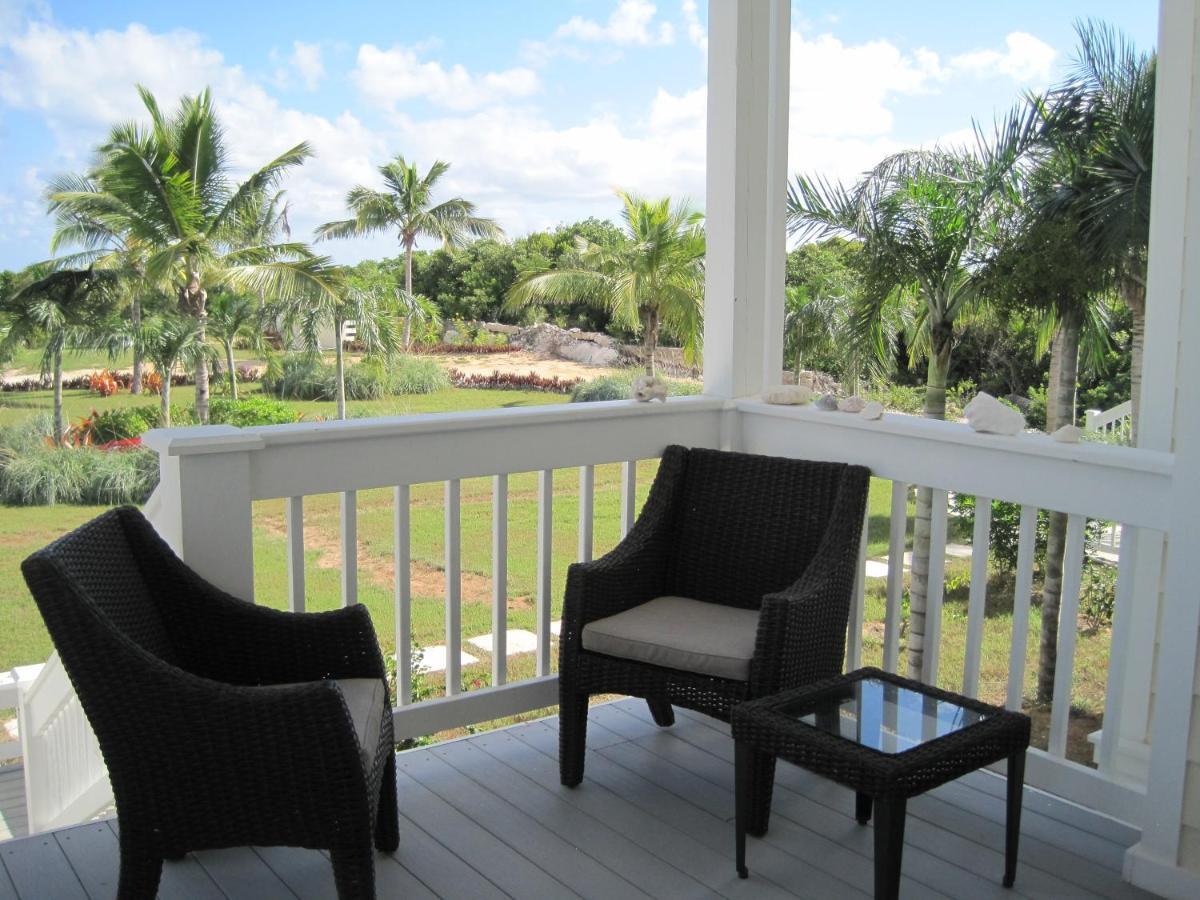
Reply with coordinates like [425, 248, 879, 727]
[780, 678, 988, 754]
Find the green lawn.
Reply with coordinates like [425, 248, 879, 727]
[1, 347, 258, 376]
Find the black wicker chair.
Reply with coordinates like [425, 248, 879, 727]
[21, 507, 399, 900]
[558, 445, 870, 833]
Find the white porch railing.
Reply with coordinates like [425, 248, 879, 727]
[21, 396, 1172, 834]
[1086, 400, 1134, 441]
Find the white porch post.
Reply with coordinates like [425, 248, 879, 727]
[703, 0, 791, 399]
[142, 426, 263, 602]
[1125, 1, 1200, 894]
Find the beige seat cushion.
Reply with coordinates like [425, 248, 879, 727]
[334, 678, 386, 766]
[581, 596, 760, 681]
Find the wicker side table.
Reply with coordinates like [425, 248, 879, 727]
[731, 667, 1031, 900]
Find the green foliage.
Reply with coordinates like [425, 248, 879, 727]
[1025, 383, 1048, 431]
[570, 373, 701, 403]
[85, 406, 159, 442]
[0, 417, 157, 506]
[1080, 563, 1117, 630]
[951, 494, 1049, 571]
[262, 353, 449, 401]
[861, 384, 965, 419]
[208, 397, 299, 427]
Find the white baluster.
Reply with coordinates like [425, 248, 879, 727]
[285, 496, 305, 613]
[492, 474, 509, 686]
[963, 497, 992, 697]
[578, 465, 595, 562]
[537, 469, 554, 676]
[1006, 507, 1039, 711]
[620, 460, 637, 538]
[445, 480, 462, 696]
[847, 503, 869, 670]
[883, 481, 908, 674]
[341, 490, 357, 606]
[1048, 514, 1087, 757]
[394, 485, 412, 706]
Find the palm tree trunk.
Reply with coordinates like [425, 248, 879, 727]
[404, 238, 415, 352]
[335, 321, 347, 420]
[52, 347, 64, 446]
[1037, 310, 1082, 703]
[1121, 276, 1146, 445]
[161, 374, 172, 428]
[195, 310, 210, 423]
[131, 297, 143, 395]
[225, 341, 238, 401]
[906, 320, 953, 680]
[643, 309, 659, 377]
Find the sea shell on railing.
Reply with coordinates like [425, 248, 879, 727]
[859, 401, 884, 421]
[763, 385, 814, 406]
[963, 392, 1026, 435]
[815, 393, 839, 411]
[632, 375, 668, 402]
[838, 395, 866, 413]
[1052, 424, 1084, 443]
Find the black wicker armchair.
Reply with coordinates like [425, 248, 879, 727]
[558, 445, 870, 833]
[21, 507, 399, 900]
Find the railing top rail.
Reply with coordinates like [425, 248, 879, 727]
[738, 399, 1171, 476]
[143, 395, 728, 457]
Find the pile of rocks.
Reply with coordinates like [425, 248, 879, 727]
[505, 323, 622, 367]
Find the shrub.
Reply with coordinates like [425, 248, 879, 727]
[208, 397, 299, 427]
[451, 369, 579, 393]
[0, 444, 157, 506]
[89, 370, 120, 397]
[343, 359, 389, 401]
[386, 356, 451, 395]
[262, 354, 328, 401]
[81, 407, 159, 443]
[1080, 562, 1117, 630]
[570, 373, 703, 403]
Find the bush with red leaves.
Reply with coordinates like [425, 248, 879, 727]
[448, 369, 582, 393]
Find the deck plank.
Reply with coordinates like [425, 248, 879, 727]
[0, 698, 1152, 900]
[402, 746, 652, 900]
[0, 830, 87, 900]
[435, 732, 722, 899]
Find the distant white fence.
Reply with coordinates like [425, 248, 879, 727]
[1086, 400, 1133, 441]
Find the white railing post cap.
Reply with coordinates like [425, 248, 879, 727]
[142, 425, 266, 457]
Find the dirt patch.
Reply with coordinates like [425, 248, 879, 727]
[425, 350, 624, 382]
[1025, 703, 1102, 769]
[259, 513, 531, 608]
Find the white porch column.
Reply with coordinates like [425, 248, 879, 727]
[141, 426, 264, 602]
[703, 0, 791, 399]
[1125, 1, 1200, 895]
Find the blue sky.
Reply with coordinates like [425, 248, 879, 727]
[0, 0, 1159, 269]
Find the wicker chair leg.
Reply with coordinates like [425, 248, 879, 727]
[647, 697, 675, 727]
[117, 846, 163, 900]
[559, 689, 589, 787]
[746, 750, 777, 838]
[375, 753, 400, 852]
[331, 844, 376, 900]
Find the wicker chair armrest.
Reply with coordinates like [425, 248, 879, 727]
[750, 465, 870, 695]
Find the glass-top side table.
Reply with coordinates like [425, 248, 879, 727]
[731, 667, 1031, 900]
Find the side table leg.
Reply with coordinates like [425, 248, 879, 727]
[1004, 750, 1026, 888]
[735, 741, 750, 879]
[856, 792, 873, 825]
[873, 797, 906, 900]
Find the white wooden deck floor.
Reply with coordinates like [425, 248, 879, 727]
[0, 698, 1160, 899]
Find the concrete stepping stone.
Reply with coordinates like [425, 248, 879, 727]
[468, 629, 538, 655]
[413, 645, 478, 674]
[550, 620, 562, 636]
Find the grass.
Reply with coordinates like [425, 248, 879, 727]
[1, 347, 258, 376]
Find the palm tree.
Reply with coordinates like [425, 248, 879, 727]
[788, 107, 1038, 678]
[506, 192, 705, 376]
[276, 267, 403, 419]
[137, 314, 214, 427]
[315, 156, 502, 349]
[206, 291, 262, 400]
[1042, 21, 1154, 441]
[47, 86, 337, 424]
[0, 267, 123, 443]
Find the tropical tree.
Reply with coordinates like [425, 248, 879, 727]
[506, 192, 705, 375]
[137, 314, 214, 427]
[315, 156, 502, 349]
[206, 291, 262, 400]
[788, 107, 1038, 678]
[47, 85, 337, 424]
[276, 267, 403, 419]
[0, 267, 123, 442]
[1042, 21, 1154, 441]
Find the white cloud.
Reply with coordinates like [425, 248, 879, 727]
[555, 0, 674, 46]
[950, 32, 1057, 83]
[290, 41, 325, 91]
[351, 44, 540, 112]
[681, 0, 706, 51]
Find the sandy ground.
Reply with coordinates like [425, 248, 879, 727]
[1, 351, 626, 387]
